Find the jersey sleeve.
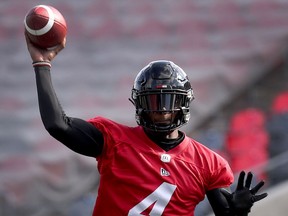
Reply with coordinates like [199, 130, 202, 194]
[87, 116, 128, 161]
[206, 156, 234, 191]
[87, 116, 112, 146]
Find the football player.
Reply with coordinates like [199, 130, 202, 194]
[25, 33, 267, 216]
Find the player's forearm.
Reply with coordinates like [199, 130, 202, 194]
[35, 66, 68, 131]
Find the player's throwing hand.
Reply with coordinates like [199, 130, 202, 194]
[24, 31, 66, 64]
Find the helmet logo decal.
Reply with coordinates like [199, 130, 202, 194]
[156, 85, 167, 89]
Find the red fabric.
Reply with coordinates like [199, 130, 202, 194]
[88, 116, 233, 216]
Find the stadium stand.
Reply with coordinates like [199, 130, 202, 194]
[267, 91, 288, 186]
[225, 108, 269, 182]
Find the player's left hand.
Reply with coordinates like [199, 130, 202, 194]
[221, 171, 268, 216]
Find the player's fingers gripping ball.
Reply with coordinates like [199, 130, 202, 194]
[24, 5, 67, 49]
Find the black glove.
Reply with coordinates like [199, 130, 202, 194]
[221, 171, 268, 216]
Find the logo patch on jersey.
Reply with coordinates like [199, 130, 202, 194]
[160, 168, 170, 176]
[160, 154, 171, 163]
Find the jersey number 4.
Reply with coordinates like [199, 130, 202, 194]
[128, 182, 177, 215]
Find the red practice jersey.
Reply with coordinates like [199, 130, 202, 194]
[88, 117, 234, 216]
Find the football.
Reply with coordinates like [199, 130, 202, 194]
[24, 5, 67, 49]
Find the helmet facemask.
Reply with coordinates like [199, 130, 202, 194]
[131, 87, 194, 132]
[130, 60, 194, 132]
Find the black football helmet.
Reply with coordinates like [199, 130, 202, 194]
[130, 60, 194, 132]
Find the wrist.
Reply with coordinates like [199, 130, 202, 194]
[32, 60, 51, 68]
[231, 205, 250, 216]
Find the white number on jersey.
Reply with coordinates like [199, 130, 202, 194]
[128, 182, 177, 215]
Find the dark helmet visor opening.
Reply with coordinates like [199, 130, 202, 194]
[139, 93, 185, 112]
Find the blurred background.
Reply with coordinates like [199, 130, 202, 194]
[1, 0, 288, 215]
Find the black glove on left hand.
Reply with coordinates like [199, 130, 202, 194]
[221, 171, 268, 216]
